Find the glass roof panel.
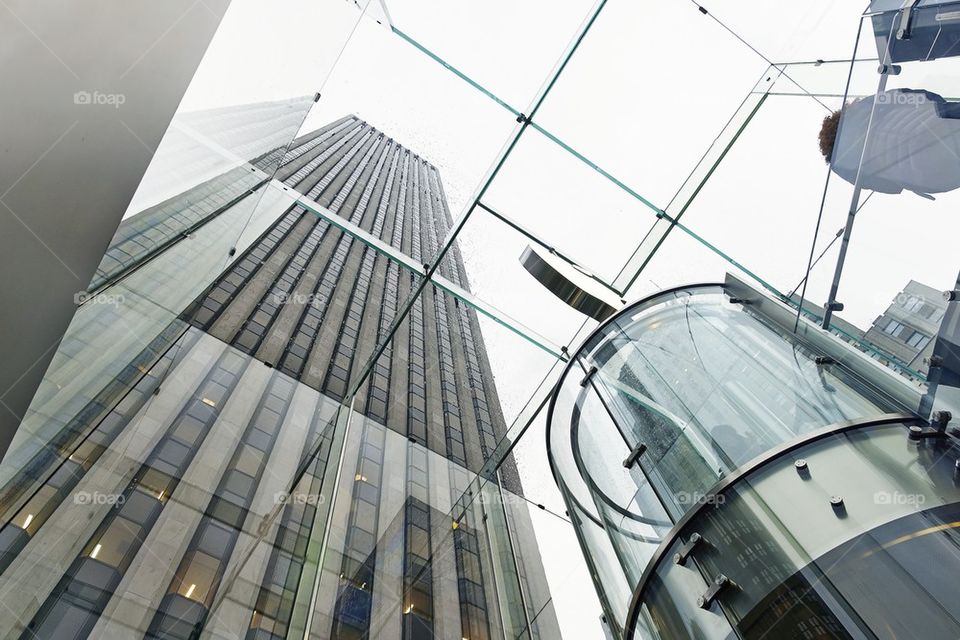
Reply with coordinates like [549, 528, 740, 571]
[382, 0, 597, 109]
[532, 0, 769, 211]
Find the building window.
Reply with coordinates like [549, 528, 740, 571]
[85, 516, 142, 568]
[901, 295, 924, 312]
[907, 333, 931, 350]
[884, 319, 905, 337]
[172, 550, 221, 605]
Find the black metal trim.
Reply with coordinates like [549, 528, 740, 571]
[622, 412, 923, 640]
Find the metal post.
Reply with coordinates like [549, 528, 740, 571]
[822, 20, 896, 330]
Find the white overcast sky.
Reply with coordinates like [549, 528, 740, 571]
[155, 1, 960, 636]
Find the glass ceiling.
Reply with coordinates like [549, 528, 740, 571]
[9, 0, 958, 636]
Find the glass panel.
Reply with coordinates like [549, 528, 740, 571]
[695, 2, 865, 62]
[667, 423, 960, 639]
[797, 10, 960, 382]
[285, 403, 559, 640]
[0, 0, 373, 517]
[653, 84, 846, 300]
[477, 129, 660, 284]
[382, 0, 596, 111]
[0, 329, 350, 638]
[294, 12, 520, 243]
[532, 0, 768, 214]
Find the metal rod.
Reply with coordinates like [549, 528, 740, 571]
[822, 13, 897, 330]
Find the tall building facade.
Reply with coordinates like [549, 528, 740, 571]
[0, 109, 557, 640]
[792, 280, 949, 380]
[863, 280, 947, 376]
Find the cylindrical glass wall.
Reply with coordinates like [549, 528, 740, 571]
[632, 421, 960, 639]
[547, 281, 960, 639]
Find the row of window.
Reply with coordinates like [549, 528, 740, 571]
[419, 161, 468, 468]
[331, 424, 388, 638]
[192, 208, 302, 329]
[899, 293, 946, 322]
[321, 142, 400, 399]
[21, 349, 249, 639]
[231, 214, 331, 354]
[0, 324, 196, 577]
[420, 166, 500, 459]
[94, 167, 261, 287]
[401, 443, 435, 640]
[276, 136, 390, 379]
[883, 318, 933, 350]
[415, 163, 494, 640]
[453, 524, 492, 640]
[364, 257, 404, 422]
[247, 405, 337, 640]
[147, 373, 296, 638]
[406, 162, 430, 446]
[359, 149, 412, 426]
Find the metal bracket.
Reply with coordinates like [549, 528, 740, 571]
[579, 366, 598, 387]
[672, 533, 702, 566]
[622, 442, 647, 469]
[897, 0, 923, 40]
[908, 424, 948, 441]
[933, 410, 952, 433]
[697, 574, 730, 609]
[814, 356, 836, 366]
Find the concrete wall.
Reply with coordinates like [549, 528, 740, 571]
[0, 0, 230, 460]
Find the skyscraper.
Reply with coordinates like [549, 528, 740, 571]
[0, 107, 557, 640]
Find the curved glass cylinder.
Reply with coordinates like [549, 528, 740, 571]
[547, 281, 927, 638]
[629, 420, 960, 640]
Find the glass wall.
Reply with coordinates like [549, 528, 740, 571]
[632, 422, 960, 640]
[548, 278, 929, 638]
[4, 1, 959, 638]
